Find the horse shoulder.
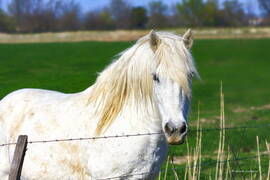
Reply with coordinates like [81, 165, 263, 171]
[1, 89, 67, 138]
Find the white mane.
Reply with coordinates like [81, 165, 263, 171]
[89, 32, 198, 134]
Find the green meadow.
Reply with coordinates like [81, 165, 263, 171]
[0, 39, 270, 179]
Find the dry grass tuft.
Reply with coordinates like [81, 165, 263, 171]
[1, 27, 270, 43]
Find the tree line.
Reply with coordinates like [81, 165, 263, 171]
[0, 0, 270, 33]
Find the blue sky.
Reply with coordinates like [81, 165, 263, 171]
[0, 0, 260, 15]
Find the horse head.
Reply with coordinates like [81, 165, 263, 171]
[149, 30, 198, 145]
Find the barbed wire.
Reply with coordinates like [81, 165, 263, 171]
[0, 132, 163, 147]
[189, 123, 270, 132]
[1, 123, 270, 147]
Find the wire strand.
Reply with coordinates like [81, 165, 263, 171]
[1, 123, 270, 147]
[0, 132, 163, 147]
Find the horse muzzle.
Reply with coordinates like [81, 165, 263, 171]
[164, 122, 188, 145]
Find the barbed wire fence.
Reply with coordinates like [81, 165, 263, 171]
[2, 123, 270, 147]
[2, 123, 270, 179]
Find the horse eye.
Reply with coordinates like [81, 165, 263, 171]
[152, 74, 160, 83]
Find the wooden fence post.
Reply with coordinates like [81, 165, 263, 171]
[8, 135, 28, 180]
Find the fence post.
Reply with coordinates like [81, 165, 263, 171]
[8, 135, 28, 180]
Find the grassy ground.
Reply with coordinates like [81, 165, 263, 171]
[0, 39, 270, 179]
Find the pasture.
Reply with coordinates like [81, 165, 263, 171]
[0, 39, 270, 179]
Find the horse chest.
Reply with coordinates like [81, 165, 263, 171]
[88, 135, 167, 179]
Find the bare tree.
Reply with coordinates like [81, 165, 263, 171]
[147, 1, 168, 28]
[221, 0, 248, 26]
[258, 0, 270, 25]
[58, 0, 81, 31]
[8, 0, 82, 32]
[9, 0, 51, 32]
[109, 0, 131, 29]
[258, 0, 270, 15]
[8, 0, 23, 31]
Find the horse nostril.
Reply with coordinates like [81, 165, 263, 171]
[165, 122, 187, 136]
[165, 122, 174, 136]
[180, 123, 187, 134]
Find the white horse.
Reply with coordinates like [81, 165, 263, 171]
[0, 30, 198, 179]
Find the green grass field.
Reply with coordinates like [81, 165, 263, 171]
[0, 39, 270, 179]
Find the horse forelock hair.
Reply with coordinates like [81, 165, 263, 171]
[88, 32, 198, 135]
[155, 32, 199, 96]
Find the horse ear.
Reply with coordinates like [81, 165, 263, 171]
[149, 30, 160, 52]
[183, 29, 193, 49]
